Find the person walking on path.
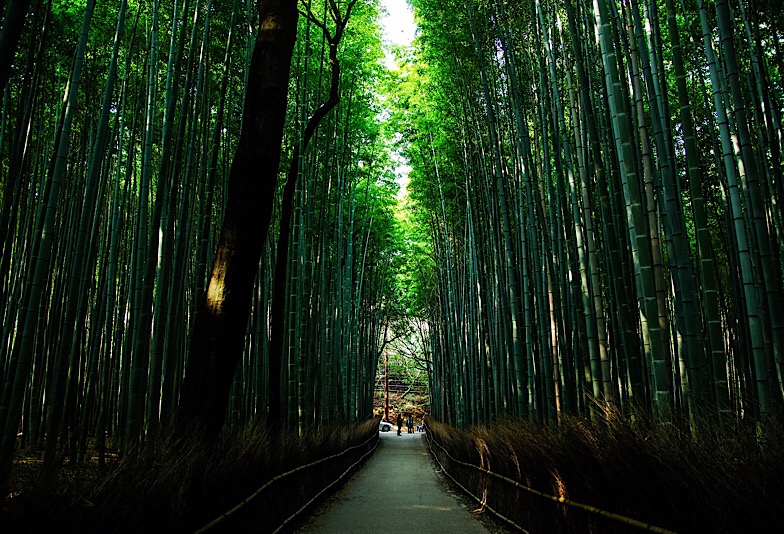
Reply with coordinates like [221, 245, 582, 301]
[406, 414, 414, 434]
[396, 413, 403, 436]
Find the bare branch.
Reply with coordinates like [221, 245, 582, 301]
[344, 0, 359, 26]
[297, 2, 332, 40]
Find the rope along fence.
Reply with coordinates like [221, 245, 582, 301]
[426, 431, 677, 534]
[197, 433, 378, 533]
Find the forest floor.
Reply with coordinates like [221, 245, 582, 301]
[3, 420, 382, 532]
[4, 444, 116, 512]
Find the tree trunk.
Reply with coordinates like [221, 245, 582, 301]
[174, 0, 299, 437]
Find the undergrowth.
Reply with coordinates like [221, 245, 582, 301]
[426, 411, 784, 533]
[2, 417, 380, 533]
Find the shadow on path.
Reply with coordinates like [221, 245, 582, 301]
[294, 431, 489, 533]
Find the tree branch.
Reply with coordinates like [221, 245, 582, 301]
[267, 0, 355, 432]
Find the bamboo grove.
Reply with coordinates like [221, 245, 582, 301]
[400, 0, 784, 429]
[0, 0, 404, 485]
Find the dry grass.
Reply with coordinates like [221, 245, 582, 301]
[2, 417, 380, 533]
[426, 411, 784, 533]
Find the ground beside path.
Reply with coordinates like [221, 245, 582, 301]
[294, 431, 492, 533]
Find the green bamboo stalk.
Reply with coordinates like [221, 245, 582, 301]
[594, 0, 671, 419]
[0, 0, 96, 488]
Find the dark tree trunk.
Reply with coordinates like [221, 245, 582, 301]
[174, 0, 299, 437]
[0, 0, 32, 95]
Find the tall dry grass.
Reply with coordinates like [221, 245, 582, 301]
[2, 417, 380, 533]
[426, 411, 784, 533]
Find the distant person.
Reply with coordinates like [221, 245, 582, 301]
[396, 413, 403, 436]
[406, 414, 414, 434]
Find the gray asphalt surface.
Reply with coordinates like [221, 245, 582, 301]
[294, 430, 490, 533]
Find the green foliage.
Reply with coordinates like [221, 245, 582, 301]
[400, 0, 784, 428]
[0, 0, 406, 473]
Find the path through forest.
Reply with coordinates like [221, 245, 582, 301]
[294, 431, 491, 533]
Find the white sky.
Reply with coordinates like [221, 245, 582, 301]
[379, 0, 416, 198]
[380, 0, 416, 48]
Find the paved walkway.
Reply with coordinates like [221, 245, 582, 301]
[294, 431, 490, 533]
